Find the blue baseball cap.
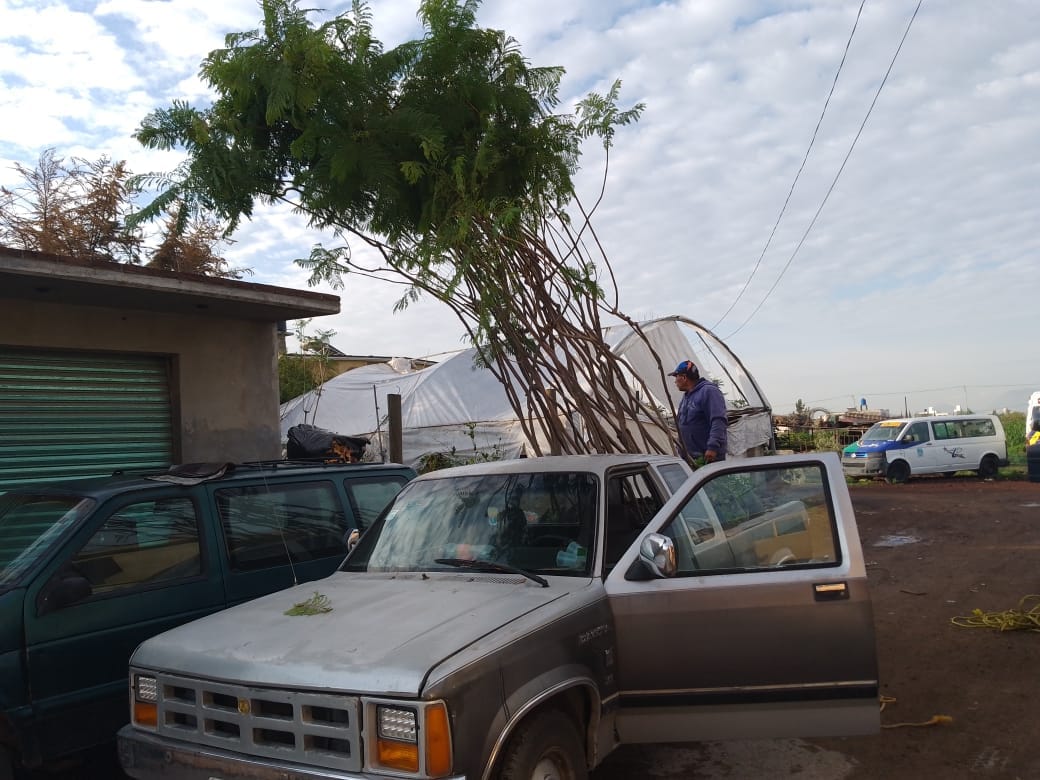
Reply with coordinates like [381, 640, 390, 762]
[668, 360, 699, 377]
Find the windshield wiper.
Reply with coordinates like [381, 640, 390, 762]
[434, 558, 549, 588]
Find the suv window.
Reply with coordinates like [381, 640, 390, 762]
[215, 481, 346, 572]
[0, 494, 95, 586]
[662, 464, 840, 574]
[68, 497, 201, 594]
[344, 476, 410, 530]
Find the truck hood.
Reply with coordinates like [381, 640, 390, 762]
[132, 571, 576, 697]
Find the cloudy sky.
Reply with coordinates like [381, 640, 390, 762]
[1, 0, 1037, 416]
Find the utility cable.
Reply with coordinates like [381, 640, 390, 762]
[722, 0, 924, 341]
[711, 0, 867, 332]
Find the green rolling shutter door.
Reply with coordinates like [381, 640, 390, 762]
[0, 349, 174, 492]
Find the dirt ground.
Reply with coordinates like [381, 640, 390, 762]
[594, 477, 1040, 780]
[34, 478, 1040, 780]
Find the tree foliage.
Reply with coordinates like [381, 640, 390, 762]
[0, 148, 141, 263]
[136, 0, 682, 455]
[277, 320, 337, 404]
[0, 148, 247, 278]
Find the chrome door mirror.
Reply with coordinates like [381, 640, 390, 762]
[639, 533, 677, 578]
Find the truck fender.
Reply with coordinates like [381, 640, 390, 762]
[480, 667, 602, 780]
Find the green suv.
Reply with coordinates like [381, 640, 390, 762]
[0, 460, 414, 776]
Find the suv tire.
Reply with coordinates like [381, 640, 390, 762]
[498, 708, 587, 780]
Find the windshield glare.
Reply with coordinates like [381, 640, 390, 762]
[862, 423, 907, 443]
[345, 471, 598, 577]
[0, 494, 96, 585]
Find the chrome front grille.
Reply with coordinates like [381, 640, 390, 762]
[154, 673, 361, 772]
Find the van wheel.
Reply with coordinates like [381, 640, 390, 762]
[977, 455, 999, 479]
[886, 461, 911, 484]
[498, 709, 587, 780]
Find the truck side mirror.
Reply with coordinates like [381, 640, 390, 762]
[636, 533, 677, 579]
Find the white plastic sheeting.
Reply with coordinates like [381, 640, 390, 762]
[279, 316, 773, 467]
[280, 349, 533, 466]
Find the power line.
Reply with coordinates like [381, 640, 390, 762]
[721, 0, 924, 341]
[710, 0, 867, 332]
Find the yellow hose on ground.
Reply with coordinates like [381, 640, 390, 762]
[950, 595, 1040, 632]
[879, 695, 953, 729]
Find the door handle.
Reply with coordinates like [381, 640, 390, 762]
[813, 581, 849, 601]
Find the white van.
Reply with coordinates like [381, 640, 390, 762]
[1027, 391, 1040, 442]
[842, 414, 1008, 482]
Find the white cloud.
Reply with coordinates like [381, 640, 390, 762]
[1, 0, 1038, 415]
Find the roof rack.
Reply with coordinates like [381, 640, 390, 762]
[233, 459, 394, 470]
[111, 458, 401, 480]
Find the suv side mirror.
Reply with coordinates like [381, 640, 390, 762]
[345, 528, 361, 551]
[38, 570, 93, 616]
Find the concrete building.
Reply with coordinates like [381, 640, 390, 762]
[0, 248, 338, 491]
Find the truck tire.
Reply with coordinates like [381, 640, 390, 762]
[886, 460, 910, 484]
[497, 708, 587, 780]
[977, 455, 998, 479]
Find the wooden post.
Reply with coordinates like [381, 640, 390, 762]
[388, 393, 404, 464]
[546, 389, 561, 455]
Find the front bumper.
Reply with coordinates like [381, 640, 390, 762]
[117, 727, 465, 780]
[841, 457, 884, 477]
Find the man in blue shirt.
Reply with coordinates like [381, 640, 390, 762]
[669, 359, 728, 464]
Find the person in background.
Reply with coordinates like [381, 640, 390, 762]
[669, 359, 728, 464]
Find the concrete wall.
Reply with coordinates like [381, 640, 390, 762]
[1, 299, 282, 462]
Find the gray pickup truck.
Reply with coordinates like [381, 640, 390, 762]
[117, 452, 878, 780]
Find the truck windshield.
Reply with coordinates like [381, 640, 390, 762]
[861, 423, 907, 443]
[0, 494, 96, 586]
[344, 471, 598, 577]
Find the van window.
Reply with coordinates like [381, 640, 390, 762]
[933, 418, 995, 440]
[216, 482, 346, 572]
[863, 421, 906, 442]
[344, 476, 409, 530]
[68, 497, 201, 594]
[905, 421, 931, 443]
[932, 421, 963, 440]
[962, 418, 996, 438]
